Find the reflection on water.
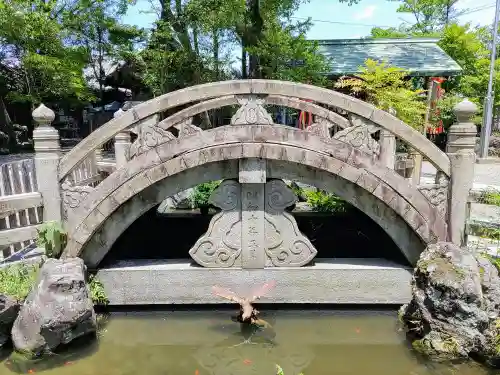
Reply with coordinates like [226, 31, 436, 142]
[0, 310, 494, 375]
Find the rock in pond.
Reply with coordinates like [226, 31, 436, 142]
[399, 242, 500, 367]
[0, 295, 20, 346]
[11, 258, 97, 356]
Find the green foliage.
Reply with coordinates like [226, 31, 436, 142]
[335, 59, 427, 130]
[371, 19, 499, 126]
[0, 263, 38, 301]
[390, 0, 464, 34]
[478, 189, 500, 207]
[88, 274, 109, 306]
[190, 181, 221, 209]
[304, 189, 347, 214]
[36, 221, 67, 258]
[0, 0, 93, 105]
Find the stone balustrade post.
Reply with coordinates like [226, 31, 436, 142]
[379, 130, 396, 169]
[33, 104, 62, 222]
[94, 147, 103, 162]
[446, 99, 477, 246]
[113, 108, 131, 169]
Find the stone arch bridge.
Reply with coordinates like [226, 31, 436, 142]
[29, 79, 477, 304]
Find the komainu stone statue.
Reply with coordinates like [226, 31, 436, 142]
[399, 242, 500, 368]
[188, 179, 317, 268]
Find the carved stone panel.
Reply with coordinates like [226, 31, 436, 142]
[174, 117, 203, 138]
[188, 179, 318, 268]
[333, 114, 381, 157]
[129, 114, 175, 160]
[264, 179, 317, 267]
[231, 95, 273, 125]
[189, 180, 243, 268]
[241, 183, 266, 268]
[60, 180, 95, 221]
[418, 171, 449, 219]
[306, 118, 331, 138]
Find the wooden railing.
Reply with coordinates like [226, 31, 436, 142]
[0, 159, 43, 260]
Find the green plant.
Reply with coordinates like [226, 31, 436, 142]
[88, 274, 109, 306]
[478, 189, 500, 207]
[335, 59, 427, 130]
[36, 221, 67, 258]
[0, 263, 39, 301]
[189, 181, 221, 209]
[305, 190, 347, 214]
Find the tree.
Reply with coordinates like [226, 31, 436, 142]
[335, 59, 427, 129]
[0, 0, 91, 106]
[388, 0, 465, 34]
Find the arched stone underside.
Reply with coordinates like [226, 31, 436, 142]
[81, 161, 424, 268]
[61, 125, 447, 267]
[59, 79, 450, 180]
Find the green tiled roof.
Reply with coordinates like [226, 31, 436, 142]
[315, 38, 462, 77]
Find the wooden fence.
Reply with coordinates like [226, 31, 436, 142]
[0, 159, 43, 260]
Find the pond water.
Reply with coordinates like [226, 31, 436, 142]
[0, 309, 494, 375]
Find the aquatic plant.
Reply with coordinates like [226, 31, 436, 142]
[304, 189, 347, 214]
[88, 274, 109, 305]
[36, 221, 67, 258]
[0, 263, 39, 300]
[275, 364, 304, 375]
[189, 181, 221, 211]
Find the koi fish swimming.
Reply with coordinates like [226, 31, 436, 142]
[212, 281, 276, 346]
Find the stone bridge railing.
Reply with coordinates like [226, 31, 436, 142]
[0, 81, 479, 260]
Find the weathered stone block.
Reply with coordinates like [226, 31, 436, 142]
[11, 258, 96, 355]
[400, 242, 500, 367]
[0, 295, 20, 347]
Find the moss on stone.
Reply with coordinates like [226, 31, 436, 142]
[417, 256, 467, 284]
[412, 339, 432, 355]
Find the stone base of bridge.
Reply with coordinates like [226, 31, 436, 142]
[95, 258, 412, 305]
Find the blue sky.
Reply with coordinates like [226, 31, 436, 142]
[123, 0, 497, 40]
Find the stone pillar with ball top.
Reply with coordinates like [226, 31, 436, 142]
[446, 99, 477, 246]
[33, 104, 62, 222]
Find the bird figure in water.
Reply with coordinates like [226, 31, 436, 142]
[212, 281, 276, 346]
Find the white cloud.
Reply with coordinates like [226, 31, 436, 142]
[353, 5, 377, 21]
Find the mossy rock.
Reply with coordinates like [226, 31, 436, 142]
[411, 333, 466, 361]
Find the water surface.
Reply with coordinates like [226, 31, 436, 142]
[1, 310, 494, 375]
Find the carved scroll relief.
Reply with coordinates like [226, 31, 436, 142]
[231, 95, 273, 125]
[188, 179, 318, 268]
[306, 118, 332, 138]
[189, 180, 243, 268]
[173, 117, 203, 138]
[264, 179, 317, 267]
[129, 114, 175, 160]
[60, 180, 94, 222]
[418, 171, 449, 219]
[333, 114, 381, 157]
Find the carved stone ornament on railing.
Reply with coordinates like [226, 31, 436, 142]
[306, 117, 332, 138]
[128, 114, 175, 160]
[174, 117, 203, 138]
[417, 171, 449, 219]
[230, 95, 273, 125]
[60, 180, 95, 221]
[333, 113, 381, 157]
[188, 179, 317, 268]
